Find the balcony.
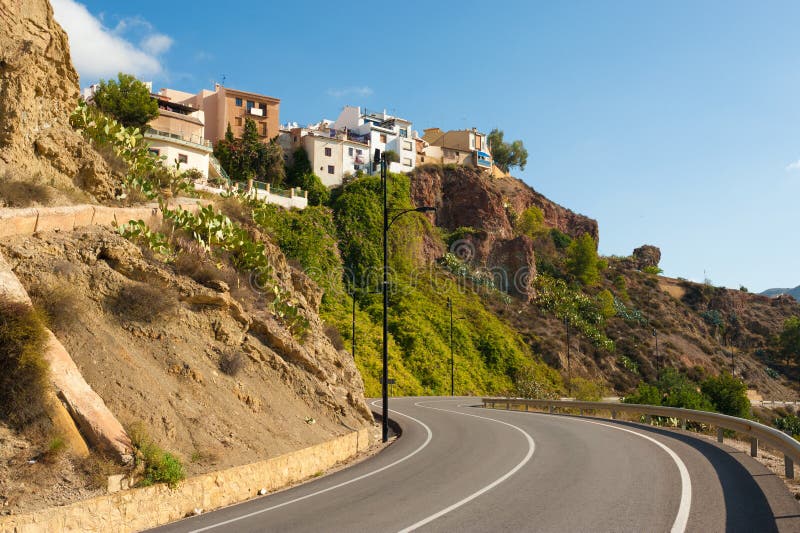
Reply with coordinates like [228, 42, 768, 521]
[248, 107, 265, 117]
[145, 128, 213, 152]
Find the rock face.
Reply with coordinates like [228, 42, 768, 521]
[0, 0, 115, 199]
[410, 165, 597, 297]
[632, 245, 661, 270]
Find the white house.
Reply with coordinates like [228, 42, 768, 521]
[279, 125, 370, 187]
[331, 106, 417, 174]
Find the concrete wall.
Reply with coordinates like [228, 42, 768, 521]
[0, 428, 372, 533]
[0, 201, 208, 240]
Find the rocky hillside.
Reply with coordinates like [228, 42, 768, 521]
[0, 0, 117, 202]
[407, 165, 800, 398]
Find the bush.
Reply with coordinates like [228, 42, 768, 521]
[0, 300, 50, 428]
[565, 233, 602, 286]
[29, 281, 84, 334]
[514, 364, 559, 399]
[571, 377, 606, 401]
[700, 372, 750, 418]
[624, 382, 662, 405]
[324, 324, 346, 351]
[128, 422, 185, 488]
[0, 172, 52, 207]
[516, 206, 545, 237]
[108, 283, 177, 323]
[642, 265, 663, 275]
[775, 415, 800, 438]
[550, 228, 572, 250]
[219, 350, 245, 377]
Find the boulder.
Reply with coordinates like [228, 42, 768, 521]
[632, 245, 661, 270]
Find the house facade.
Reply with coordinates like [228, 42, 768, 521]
[421, 127, 493, 171]
[332, 106, 417, 174]
[163, 84, 280, 145]
[144, 92, 212, 178]
[280, 126, 370, 187]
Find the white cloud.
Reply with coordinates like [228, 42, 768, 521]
[327, 86, 374, 98]
[140, 34, 173, 56]
[51, 0, 170, 82]
[786, 159, 800, 172]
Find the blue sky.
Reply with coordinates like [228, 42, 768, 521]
[53, 0, 800, 292]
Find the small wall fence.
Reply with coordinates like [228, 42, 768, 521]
[483, 398, 800, 479]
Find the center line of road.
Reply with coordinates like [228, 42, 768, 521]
[188, 401, 432, 533]
[396, 400, 536, 533]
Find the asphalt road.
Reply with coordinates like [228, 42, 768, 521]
[151, 397, 800, 532]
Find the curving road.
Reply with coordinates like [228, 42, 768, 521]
[151, 397, 800, 532]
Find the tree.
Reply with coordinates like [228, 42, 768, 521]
[778, 316, 800, 365]
[488, 129, 528, 173]
[515, 206, 545, 237]
[701, 372, 750, 418]
[213, 118, 285, 185]
[92, 73, 158, 130]
[565, 233, 602, 286]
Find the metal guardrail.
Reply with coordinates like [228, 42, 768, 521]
[483, 398, 800, 479]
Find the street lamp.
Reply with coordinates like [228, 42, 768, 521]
[378, 149, 436, 442]
[564, 317, 571, 397]
[350, 290, 357, 359]
[652, 328, 660, 374]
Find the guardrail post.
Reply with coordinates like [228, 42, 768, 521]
[785, 455, 794, 479]
[579, 409, 584, 417]
[549, 404, 554, 414]
[525, 404, 529, 412]
[750, 438, 758, 458]
[680, 419, 687, 430]
[506, 401, 510, 410]
[717, 428, 724, 443]
[644, 414, 652, 425]
[611, 410, 617, 420]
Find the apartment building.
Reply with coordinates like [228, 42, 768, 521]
[163, 84, 280, 145]
[280, 126, 370, 187]
[144, 92, 212, 178]
[421, 127, 493, 171]
[332, 106, 417, 174]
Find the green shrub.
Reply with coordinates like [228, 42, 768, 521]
[624, 383, 662, 405]
[571, 377, 606, 401]
[128, 422, 185, 489]
[700, 372, 750, 418]
[775, 415, 800, 438]
[642, 265, 663, 275]
[565, 233, 603, 286]
[516, 206, 546, 237]
[550, 228, 572, 250]
[0, 300, 50, 428]
[596, 289, 616, 319]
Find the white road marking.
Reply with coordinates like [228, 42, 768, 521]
[495, 408, 692, 533]
[189, 401, 432, 533]
[397, 400, 536, 532]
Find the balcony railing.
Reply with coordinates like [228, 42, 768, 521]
[145, 128, 212, 150]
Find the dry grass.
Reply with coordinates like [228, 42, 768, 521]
[29, 280, 84, 334]
[0, 299, 50, 429]
[0, 171, 52, 207]
[324, 324, 346, 351]
[106, 282, 178, 323]
[219, 350, 245, 377]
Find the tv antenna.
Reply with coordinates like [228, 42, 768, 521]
[220, 74, 226, 86]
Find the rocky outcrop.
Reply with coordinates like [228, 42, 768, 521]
[632, 245, 661, 270]
[0, 0, 116, 200]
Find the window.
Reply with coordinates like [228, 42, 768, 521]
[399, 128, 408, 138]
[327, 165, 335, 174]
[148, 148, 160, 156]
[246, 100, 254, 109]
[324, 147, 332, 156]
[348, 147, 354, 156]
[235, 97, 242, 107]
[356, 149, 363, 155]
[178, 154, 188, 164]
[261, 124, 267, 136]
[379, 134, 387, 143]
[402, 158, 412, 167]
[402, 140, 413, 151]
[235, 117, 242, 126]
[476, 136, 482, 150]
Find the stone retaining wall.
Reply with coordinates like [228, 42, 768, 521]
[0, 200, 207, 240]
[0, 427, 372, 533]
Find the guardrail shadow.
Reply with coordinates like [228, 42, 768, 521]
[592, 419, 788, 532]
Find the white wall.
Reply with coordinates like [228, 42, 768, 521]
[146, 139, 209, 179]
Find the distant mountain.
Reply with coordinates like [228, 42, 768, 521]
[761, 285, 800, 300]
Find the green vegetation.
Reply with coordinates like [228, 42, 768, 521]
[0, 300, 50, 428]
[214, 120, 285, 185]
[129, 422, 185, 489]
[642, 265, 664, 275]
[488, 129, 528, 173]
[565, 233, 604, 287]
[571, 377, 606, 401]
[778, 316, 800, 365]
[92, 73, 158, 130]
[515, 206, 545, 237]
[775, 415, 800, 439]
[285, 148, 329, 206]
[624, 368, 750, 418]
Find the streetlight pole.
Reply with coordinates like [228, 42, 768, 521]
[565, 317, 571, 397]
[377, 148, 435, 443]
[653, 328, 659, 374]
[351, 290, 356, 359]
[448, 297, 454, 397]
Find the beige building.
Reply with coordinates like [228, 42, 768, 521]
[421, 127, 493, 170]
[161, 84, 280, 145]
[145, 94, 212, 178]
[281, 127, 370, 187]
